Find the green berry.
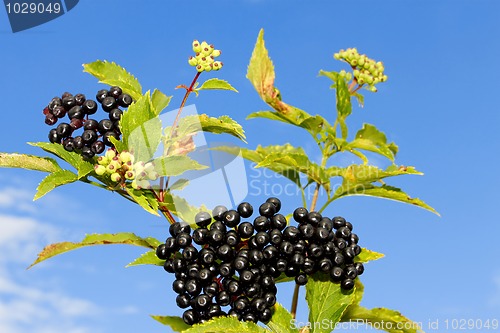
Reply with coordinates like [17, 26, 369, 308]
[192, 40, 201, 53]
[105, 149, 116, 160]
[110, 172, 122, 182]
[188, 56, 198, 66]
[94, 165, 106, 176]
[125, 170, 135, 180]
[97, 156, 109, 166]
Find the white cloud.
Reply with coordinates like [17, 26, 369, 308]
[0, 187, 37, 213]
[0, 186, 82, 223]
[0, 214, 99, 333]
[0, 183, 143, 332]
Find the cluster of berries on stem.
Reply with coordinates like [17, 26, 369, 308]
[334, 48, 388, 92]
[155, 197, 364, 325]
[94, 149, 159, 190]
[188, 40, 223, 72]
[42, 86, 133, 159]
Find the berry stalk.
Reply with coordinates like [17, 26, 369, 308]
[158, 71, 201, 208]
[290, 153, 327, 319]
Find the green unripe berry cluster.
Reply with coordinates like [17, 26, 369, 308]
[188, 40, 223, 73]
[334, 48, 388, 92]
[93, 149, 159, 189]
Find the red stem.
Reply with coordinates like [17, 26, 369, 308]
[157, 71, 202, 223]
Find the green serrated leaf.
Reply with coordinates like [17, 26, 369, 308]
[183, 316, 268, 333]
[198, 78, 238, 92]
[267, 303, 299, 333]
[274, 273, 294, 284]
[247, 111, 332, 138]
[247, 110, 285, 123]
[127, 116, 163, 163]
[341, 164, 422, 185]
[0, 153, 61, 173]
[83, 60, 142, 100]
[34, 170, 78, 200]
[336, 77, 352, 138]
[160, 193, 205, 224]
[153, 155, 207, 177]
[318, 69, 339, 83]
[247, 29, 275, 101]
[151, 89, 172, 116]
[214, 144, 303, 188]
[151, 315, 190, 332]
[342, 306, 424, 333]
[319, 69, 355, 118]
[198, 114, 246, 142]
[119, 92, 156, 149]
[355, 248, 385, 263]
[170, 114, 246, 143]
[169, 178, 190, 191]
[306, 272, 356, 333]
[125, 187, 160, 216]
[325, 166, 345, 178]
[127, 250, 164, 267]
[29, 233, 161, 268]
[351, 279, 365, 307]
[28, 142, 94, 178]
[353, 92, 364, 107]
[257, 152, 330, 192]
[361, 185, 438, 215]
[346, 123, 399, 161]
[109, 135, 127, 153]
[144, 190, 160, 212]
[333, 183, 438, 215]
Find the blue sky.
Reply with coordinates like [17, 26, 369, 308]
[0, 1, 499, 332]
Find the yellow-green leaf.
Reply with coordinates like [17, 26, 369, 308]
[346, 123, 399, 161]
[170, 114, 246, 142]
[169, 178, 190, 191]
[342, 306, 425, 333]
[119, 92, 156, 148]
[267, 303, 299, 333]
[125, 187, 160, 216]
[127, 250, 164, 267]
[150, 315, 190, 332]
[83, 60, 142, 100]
[214, 144, 303, 188]
[199, 114, 246, 141]
[28, 142, 94, 178]
[159, 193, 206, 224]
[34, 170, 78, 200]
[355, 248, 385, 263]
[198, 78, 238, 92]
[182, 316, 268, 333]
[151, 89, 172, 116]
[29, 233, 161, 268]
[0, 153, 61, 173]
[247, 28, 275, 101]
[257, 152, 330, 192]
[355, 185, 438, 215]
[341, 165, 422, 185]
[305, 272, 356, 333]
[153, 155, 207, 177]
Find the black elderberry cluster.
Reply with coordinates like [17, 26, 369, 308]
[156, 197, 364, 326]
[42, 86, 133, 159]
